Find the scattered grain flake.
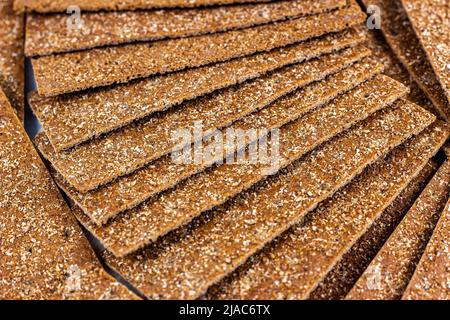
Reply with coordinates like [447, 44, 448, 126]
[100, 100, 436, 300]
[0, 89, 137, 300]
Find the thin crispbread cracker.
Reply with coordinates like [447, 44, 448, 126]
[31, 4, 366, 96]
[357, 24, 441, 118]
[401, 0, 450, 102]
[362, 0, 450, 121]
[0, 89, 137, 300]
[99, 101, 437, 299]
[346, 160, 450, 300]
[14, 0, 272, 13]
[34, 46, 371, 193]
[310, 160, 441, 300]
[443, 142, 450, 157]
[402, 193, 450, 300]
[25, 0, 346, 56]
[0, 1, 24, 120]
[53, 58, 384, 226]
[73, 72, 404, 257]
[30, 29, 365, 152]
[209, 122, 448, 300]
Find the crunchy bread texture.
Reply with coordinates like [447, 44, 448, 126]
[49, 54, 378, 227]
[347, 160, 450, 300]
[14, 0, 272, 13]
[73, 71, 403, 257]
[31, 30, 365, 152]
[31, 4, 365, 96]
[101, 101, 436, 299]
[401, 0, 450, 102]
[402, 185, 450, 300]
[210, 122, 447, 299]
[362, 0, 450, 120]
[0, 89, 137, 300]
[25, 0, 346, 56]
[34, 47, 370, 193]
[0, 1, 24, 119]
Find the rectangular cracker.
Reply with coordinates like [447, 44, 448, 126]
[208, 123, 448, 300]
[99, 101, 437, 299]
[401, 0, 450, 102]
[50, 58, 383, 226]
[402, 195, 450, 299]
[14, 0, 272, 13]
[363, 0, 450, 121]
[34, 47, 371, 193]
[31, 4, 366, 96]
[0, 0, 24, 120]
[346, 161, 450, 300]
[73, 72, 404, 257]
[357, 24, 441, 118]
[0, 89, 137, 300]
[30, 29, 365, 151]
[25, 0, 346, 56]
[309, 159, 440, 300]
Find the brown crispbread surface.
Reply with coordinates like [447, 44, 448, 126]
[313, 159, 439, 300]
[363, 0, 450, 121]
[0, 1, 24, 120]
[25, 0, 346, 56]
[357, 24, 440, 118]
[34, 47, 371, 193]
[50, 58, 382, 226]
[402, 195, 450, 300]
[73, 73, 402, 256]
[30, 30, 365, 151]
[100, 102, 436, 299]
[401, 0, 450, 102]
[14, 0, 271, 13]
[444, 142, 450, 157]
[0, 89, 137, 300]
[209, 122, 447, 300]
[346, 161, 450, 300]
[31, 5, 366, 96]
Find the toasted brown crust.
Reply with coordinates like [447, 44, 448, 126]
[25, 0, 346, 56]
[356, 23, 441, 118]
[47, 55, 380, 227]
[402, 183, 450, 299]
[346, 161, 450, 300]
[209, 122, 447, 300]
[362, 0, 450, 121]
[71, 72, 405, 257]
[14, 0, 272, 13]
[30, 29, 365, 152]
[0, 89, 137, 300]
[33, 47, 371, 193]
[400, 0, 450, 102]
[0, 1, 24, 120]
[100, 101, 436, 299]
[31, 5, 366, 96]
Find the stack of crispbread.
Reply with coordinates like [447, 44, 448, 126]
[1, 0, 448, 300]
